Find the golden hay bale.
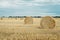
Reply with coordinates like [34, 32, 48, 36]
[24, 16, 33, 24]
[40, 16, 55, 29]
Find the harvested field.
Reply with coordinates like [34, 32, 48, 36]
[0, 18, 60, 40]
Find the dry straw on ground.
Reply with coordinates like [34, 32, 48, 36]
[40, 16, 55, 29]
[24, 16, 33, 24]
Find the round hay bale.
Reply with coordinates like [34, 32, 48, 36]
[40, 16, 55, 29]
[24, 16, 33, 24]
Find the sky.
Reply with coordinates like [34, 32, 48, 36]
[0, 0, 60, 16]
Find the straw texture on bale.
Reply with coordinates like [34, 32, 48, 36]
[40, 16, 55, 29]
[24, 16, 33, 24]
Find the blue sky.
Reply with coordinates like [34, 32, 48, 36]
[0, 0, 60, 16]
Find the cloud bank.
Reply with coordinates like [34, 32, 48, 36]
[0, 0, 60, 16]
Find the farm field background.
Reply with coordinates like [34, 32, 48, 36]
[0, 18, 60, 40]
[0, 18, 60, 29]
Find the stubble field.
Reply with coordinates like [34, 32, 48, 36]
[0, 18, 60, 40]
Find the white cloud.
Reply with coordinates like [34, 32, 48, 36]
[0, 1, 10, 8]
[0, 0, 23, 8]
[0, 0, 60, 8]
[34, 0, 60, 2]
[0, 0, 49, 8]
[34, 0, 48, 2]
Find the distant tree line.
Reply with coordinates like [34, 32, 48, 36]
[8, 16, 26, 18]
[52, 16, 60, 18]
[0, 16, 60, 18]
[1, 16, 41, 18]
[8, 16, 41, 18]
